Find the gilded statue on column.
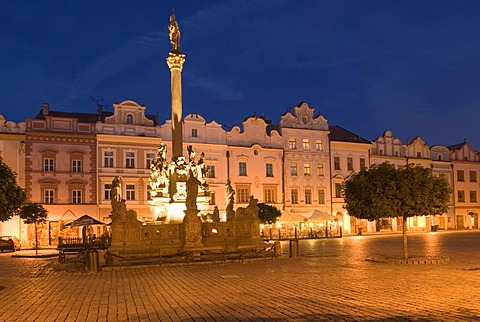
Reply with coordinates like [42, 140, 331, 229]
[168, 12, 181, 53]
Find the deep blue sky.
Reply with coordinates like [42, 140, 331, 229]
[1, 1, 480, 149]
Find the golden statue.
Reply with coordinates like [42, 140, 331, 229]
[168, 12, 181, 53]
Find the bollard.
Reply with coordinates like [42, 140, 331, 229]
[274, 241, 281, 257]
[289, 239, 299, 258]
[86, 250, 100, 272]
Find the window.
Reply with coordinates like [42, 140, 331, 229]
[237, 187, 250, 203]
[289, 138, 297, 150]
[470, 191, 477, 203]
[457, 170, 465, 182]
[305, 189, 312, 204]
[126, 114, 133, 124]
[347, 157, 353, 171]
[290, 163, 297, 176]
[335, 183, 342, 198]
[438, 155, 442, 161]
[146, 153, 155, 169]
[318, 189, 325, 204]
[417, 152, 421, 158]
[304, 163, 311, 176]
[44, 189, 54, 204]
[126, 184, 136, 200]
[302, 139, 310, 150]
[104, 151, 114, 168]
[291, 189, 298, 204]
[239, 162, 247, 176]
[72, 190, 82, 204]
[125, 152, 135, 168]
[206, 165, 216, 178]
[317, 164, 324, 176]
[264, 188, 275, 203]
[470, 171, 477, 182]
[334, 156, 340, 170]
[44, 158, 54, 172]
[458, 190, 465, 202]
[315, 140, 323, 151]
[191, 129, 198, 137]
[104, 184, 112, 200]
[71, 160, 82, 173]
[266, 163, 273, 177]
[360, 158, 366, 170]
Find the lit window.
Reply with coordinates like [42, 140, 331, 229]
[147, 185, 152, 200]
[72, 190, 82, 204]
[146, 153, 155, 169]
[266, 163, 273, 177]
[126, 184, 136, 200]
[457, 170, 465, 182]
[104, 151, 114, 168]
[191, 129, 198, 137]
[318, 190, 325, 204]
[72, 160, 82, 173]
[317, 164, 324, 176]
[302, 139, 310, 150]
[347, 157, 353, 171]
[126, 114, 133, 124]
[291, 189, 298, 204]
[305, 189, 312, 204]
[126, 152, 135, 168]
[290, 163, 297, 176]
[304, 163, 311, 176]
[44, 189, 54, 204]
[334, 156, 340, 170]
[315, 140, 323, 151]
[44, 158, 54, 172]
[239, 162, 247, 176]
[104, 184, 112, 200]
[289, 139, 297, 150]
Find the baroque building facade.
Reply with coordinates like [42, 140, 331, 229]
[1, 102, 480, 246]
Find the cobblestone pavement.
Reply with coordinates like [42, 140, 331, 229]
[1, 231, 479, 321]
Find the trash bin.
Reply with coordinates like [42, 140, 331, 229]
[86, 250, 100, 272]
[357, 228, 363, 235]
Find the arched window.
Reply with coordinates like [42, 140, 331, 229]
[126, 114, 134, 124]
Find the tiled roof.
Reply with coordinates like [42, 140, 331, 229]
[329, 125, 370, 144]
[33, 110, 158, 126]
[447, 142, 464, 150]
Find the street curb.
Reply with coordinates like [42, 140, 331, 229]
[366, 257, 450, 265]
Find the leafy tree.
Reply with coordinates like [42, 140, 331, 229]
[19, 203, 48, 255]
[0, 158, 26, 221]
[257, 203, 281, 224]
[344, 162, 451, 259]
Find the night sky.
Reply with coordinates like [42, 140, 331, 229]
[2, 1, 480, 149]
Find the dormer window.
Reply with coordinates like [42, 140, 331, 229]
[192, 129, 198, 137]
[126, 114, 134, 124]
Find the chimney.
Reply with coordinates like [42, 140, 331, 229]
[42, 103, 49, 115]
[97, 104, 103, 121]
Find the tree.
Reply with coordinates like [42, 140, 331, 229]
[19, 203, 48, 255]
[344, 162, 451, 259]
[0, 158, 26, 221]
[257, 203, 281, 224]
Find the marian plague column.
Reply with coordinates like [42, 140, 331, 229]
[166, 12, 185, 160]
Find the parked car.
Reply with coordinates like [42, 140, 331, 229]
[0, 236, 21, 252]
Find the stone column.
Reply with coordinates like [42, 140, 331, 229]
[166, 52, 186, 160]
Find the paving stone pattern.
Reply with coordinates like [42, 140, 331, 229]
[1, 231, 479, 321]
